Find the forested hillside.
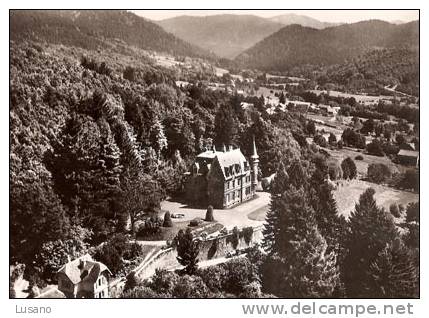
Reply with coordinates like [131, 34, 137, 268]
[10, 10, 214, 59]
[10, 40, 302, 283]
[235, 20, 419, 71]
[301, 48, 419, 96]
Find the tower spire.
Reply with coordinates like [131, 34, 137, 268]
[250, 135, 259, 192]
[251, 135, 259, 160]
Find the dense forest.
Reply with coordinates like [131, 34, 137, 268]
[10, 39, 304, 285]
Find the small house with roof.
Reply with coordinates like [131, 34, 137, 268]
[397, 149, 419, 168]
[185, 138, 260, 209]
[56, 254, 111, 298]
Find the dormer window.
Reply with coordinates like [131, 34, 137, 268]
[224, 168, 229, 176]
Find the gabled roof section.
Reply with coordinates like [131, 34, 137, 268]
[398, 149, 419, 157]
[57, 254, 111, 285]
[213, 148, 248, 179]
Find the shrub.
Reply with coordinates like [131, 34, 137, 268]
[355, 155, 364, 160]
[207, 238, 219, 259]
[172, 275, 211, 298]
[313, 134, 328, 147]
[239, 281, 262, 298]
[205, 205, 214, 222]
[328, 133, 337, 145]
[337, 140, 344, 149]
[221, 258, 259, 295]
[189, 218, 202, 227]
[398, 170, 419, 191]
[406, 202, 419, 223]
[306, 121, 316, 135]
[163, 211, 173, 227]
[328, 159, 343, 180]
[198, 265, 227, 292]
[137, 216, 162, 239]
[227, 226, 240, 249]
[367, 139, 384, 157]
[94, 243, 123, 275]
[389, 204, 401, 218]
[123, 66, 136, 82]
[341, 157, 357, 180]
[367, 163, 391, 184]
[241, 227, 254, 245]
[342, 128, 366, 149]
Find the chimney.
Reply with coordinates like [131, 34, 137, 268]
[213, 145, 216, 153]
[228, 145, 233, 151]
[222, 144, 226, 152]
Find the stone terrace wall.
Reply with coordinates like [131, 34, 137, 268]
[135, 226, 264, 281]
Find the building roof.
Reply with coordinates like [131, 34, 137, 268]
[398, 149, 419, 158]
[198, 148, 248, 179]
[36, 288, 66, 299]
[57, 254, 111, 285]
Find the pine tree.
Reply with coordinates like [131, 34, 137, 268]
[368, 240, 418, 298]
[312, 180, 347, 256]
[214, 103, 239, 146]
[343, 188, 399, 297]
[150, 116, 168, 160]
[262, 183, 340, 298]
[175, 228, 200, 275]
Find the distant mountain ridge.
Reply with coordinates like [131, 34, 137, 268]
[157, 14, 285, 59]
[10, 10, 214, 59]
[234, 20, 419, 71]
[269, 13, 341, 29]
[156, 13, 344, 59]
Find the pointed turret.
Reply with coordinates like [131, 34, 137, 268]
[251, 135, 259, 161]
[250, 135, 259, 191]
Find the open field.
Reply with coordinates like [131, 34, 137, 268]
[327, 147, 401, 176]
[310, 89, 395, 104]
[334, 179, 418, 218]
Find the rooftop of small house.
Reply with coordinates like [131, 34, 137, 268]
[397, 149, 419, 158]
[57, 254, 111, 285]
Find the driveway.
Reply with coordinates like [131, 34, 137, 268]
[161, 192, 271, 230]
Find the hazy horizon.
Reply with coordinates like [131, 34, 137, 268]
[132, 10, 419, 24]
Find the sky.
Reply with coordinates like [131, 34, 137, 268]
[132, 10, 419, 23]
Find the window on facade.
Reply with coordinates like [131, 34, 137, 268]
[232, 192, 235, 200]
[238, 179, 241, 185]
[232, 180, 235, 187]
